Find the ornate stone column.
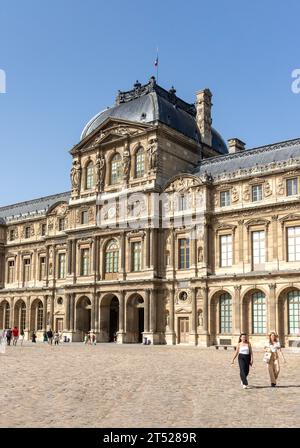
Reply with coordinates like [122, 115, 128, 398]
[64, 294, 70, 331]
[198, 286, 209, 346]
[91, 293, 96, 332]
[189, 287, 198, 345]
[144, 289, 150, 333]
[49, 293, 55, 330]
[42, 295, 47, 331]
[233, 285, 241, 336]
[150, 289, 156, 333]
[117, 290, 126, 343]
[25, 296, 31, 340]
[10, 297, 14, 328]
[268, 283, 276, 333]
[70, 293, 75, 332]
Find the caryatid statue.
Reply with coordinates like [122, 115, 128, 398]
[71, 159, 82, 193]
[147, 138, 158, 172]
[123, 149, 131, 182]
[96, 153, 106, 191]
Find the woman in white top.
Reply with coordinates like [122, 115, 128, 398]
[231, 333, 253, 389]
[264, 332, 286, 387]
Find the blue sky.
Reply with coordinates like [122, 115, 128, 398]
[0, 0, 300, 206]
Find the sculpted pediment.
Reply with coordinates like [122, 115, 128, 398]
[164, 175, 201, 193]
[74, 118, 152, 154]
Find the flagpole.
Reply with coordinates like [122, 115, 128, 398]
[156, 47, 159, 83]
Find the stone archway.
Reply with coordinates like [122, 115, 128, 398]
[30, 299, 43, 333]
[75, 296, 91, 341]
[14, 299, 27, 331]
[209, 290, 233, 345]
[277, 287, 300, 346]
[241, 288, 267, 336]
[126, 294, 145, 343]
[99, 294, 119, 342]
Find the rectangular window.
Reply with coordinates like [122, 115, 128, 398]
[220, 190, 230, 207]
[252, 231, 265, 266]
[81, 249, 90, 276]
[59, 218, 65, 231]
[58, 253, 66, 279]
[287, 226, 300, 262]
[24, 258, 31, 282]
[132, 242, 142, 272]
[7, 260, 15, 283]
[252, 185, 262, 202]
[81, 211, 88, 225]
[220, 234, 233, 267]
[178, 238, 190, 269]
[287, 178, 298, 197]
[9, 229, 15, 241]
[41, 224, 47, 236]
[178, 195, 187, 211]
[25, 226, 31, 239]
[40, 256, 46, 280]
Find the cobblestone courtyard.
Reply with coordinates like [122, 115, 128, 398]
[0, 343, 299, 428]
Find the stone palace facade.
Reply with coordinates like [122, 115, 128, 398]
[1, 77, 300, 347]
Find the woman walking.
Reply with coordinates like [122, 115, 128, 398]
[265, 332, 286, 387]
[231, 333, 253, 389]
[31, 330, 37, 343]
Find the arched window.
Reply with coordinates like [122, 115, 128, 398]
[37, 302, 43, 330]
[135, 147, 145, 178]
[288, 290, 300, 334]
[219, 293, 232, 333]
[4, 303, 10, 329]
[111, 154, 122, 185]
[252, 292, 266, 334]
[86, 162, 94, 189]
[20, 303, 26, 331]
[105, 240, 119, 273]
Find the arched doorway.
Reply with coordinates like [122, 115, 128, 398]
[30, 299, 43, 332]
[126, 294, 144, 343]
[14, 299, 27, 331]
[99, 294, 119, 342]
[278, 287, 300, 346]
[242, 289, 267, 336]
[210, 291, 233, 345]
[76, 296, 91, 341]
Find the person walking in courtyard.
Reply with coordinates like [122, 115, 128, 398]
[6, 328, 12, 346]
[54, 331, 60, 345]
[231, 333, 253, 389]
[43, 331, 48, 343]
[47, 329, 53, 345]
[264, 332, 286, 387]
[31, 330, 37, 343]
[12, 326, 19, 346]
[90, 331, 96, 345]
[84, 332, 89, 344]
[20, 329, 25, 346]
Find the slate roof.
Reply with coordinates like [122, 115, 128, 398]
[194, 138, 300, 179]
[0, 191, 71, 223]
[80, 77, 228, 155]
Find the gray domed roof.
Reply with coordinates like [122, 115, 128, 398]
[81, 78, 228, 155]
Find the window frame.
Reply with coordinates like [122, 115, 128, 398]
[251, 184, 263, 202]
[220, 190, 231, 207]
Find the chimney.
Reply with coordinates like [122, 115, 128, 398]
[227, 138, 246, 154]
[196, 88, 212, 147]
